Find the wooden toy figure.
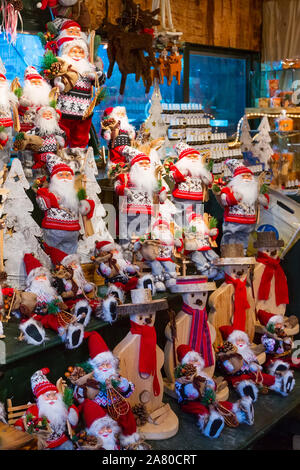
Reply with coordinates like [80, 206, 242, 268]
[252, 231, 299, 336]
[113, 288, 179, 440]
[175, 344, 254, 439]
[164, 276, 229, 400]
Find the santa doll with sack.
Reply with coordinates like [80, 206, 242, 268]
[36, 161, 94, 254]
[15, 367, 79, 450]
[101, 106, 136, 165]
[175, 344, 254, 439]
[217, 328, 295, 400]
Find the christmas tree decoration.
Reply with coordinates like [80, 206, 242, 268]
[174, 345, 254, 439]
[113, 289, 178, 440]
[1, 158, 51, 288]
[253, 116, 274, 170]
[240, 115, 253, 154]
[14, 367, 79, 450]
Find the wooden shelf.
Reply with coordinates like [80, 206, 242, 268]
[246, 107, 300, 116]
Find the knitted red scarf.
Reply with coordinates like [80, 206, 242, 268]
[256, 252, 289, 306]
[225, 274, 250, 331]
[130, 321, 160, 396]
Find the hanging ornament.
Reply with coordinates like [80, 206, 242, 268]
[0, 0, 23, 45]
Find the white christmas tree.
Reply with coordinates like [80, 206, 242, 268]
[77, 148, 113, 262]
[0, 158, 51, 288]
[253, 116, 274, 170]
[240, 115, 253, 154]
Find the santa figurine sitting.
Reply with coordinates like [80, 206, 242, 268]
[216, 159, 269, 251]
[0, 61, 18, 170]
[36, 161, 94, 254]
[77, 331, 148, 450]
[183, 211, 223, 280]
[28, 105, 65, 170]
[217, 328, 295, 400]
[101, 106, 136, 165]
[175, 345, 254, 439]
[15, 367, 79, 450]
[82, 399, 121, 450]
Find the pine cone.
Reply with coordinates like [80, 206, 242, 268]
[181, 363, 197, 377]
[0, 271, 7, 283]
[68, 366, 86, 383]
[217, 341, 236, 354]
[132, 404, 149, 427]
[10, 0, 23, 11]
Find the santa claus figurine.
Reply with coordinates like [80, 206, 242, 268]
[18, 66, 52, 133]
[18, 253, 90, 349]
[82, 331, 148, 449]
[175, 345, 254, 439]
[101, 106, 136, 165]
[28, 105, 65, 170]
[0, 60, 18, 170]
[36, 162, 94, 254]
[134, 219, 183, 292]
[54, 18, 89, 49]
[217, 328, 295, 400]
[15, 367, 79, 450]
[54, 37, 105, 152]
[216, 159, 269, 251]
[168, 142, 213, 221]
[114, 149, 167, 244]
[183, 211, 223, 280]
[82, 399, 121, 450]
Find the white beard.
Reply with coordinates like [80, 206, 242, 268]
[35, 115, 61, 135]
[37, 394, 68, 434]
[130, 163, 157, 194]
[49, 176, 79, 213]
[0, 81, 16, 111]
[93, 366, 116, 383]
[228, 175, 258, 206]
[152, 227, 173, 245]
[27, 278, 57, 303]
[23, 80, 52, 106]
[60, 54, 95, 75]
[176, 156, 211, 179]
[100, 433, 118, 450]
[235, 343, 257, 364]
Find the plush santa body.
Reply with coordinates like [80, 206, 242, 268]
[19, 253, 89, 349]
[164, 276, 218, 397]
[208, 243, 257, 348]
[0, 68, 18, 169]
[28, 106, 65, 170]
[15, 368, 79, 450]
[18, 67, 52, 133]
[55, 37, 105, 150]
[83, 399, 121, 450]
[219, 159, 269, 251]
[84, 331, 147, 449]
[101, 106, 136, 165]
[36, 162, 94, 254]
[114, 150, 167, 243]
[113, 291, 179, 439]
[134, 219, 183, 292]
[184, 212, 223, 280]
[169, 143, 213, 220]
[175, 345, 254, 439]
[218, 329, 295, 399]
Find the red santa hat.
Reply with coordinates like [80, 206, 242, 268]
[152, 219, 170, 230]
[175, 142, 201, 160]
[176, 344, 205, 369]
[31, 368, 58, 398]
[95, 240, 115, 252]
[24, 66, 44, 82]
[187, 212, 204, 224]
[225, 159, 253, 177]
[50, 163, 74, 178]
[82, 399, 118, 433]
[23, 253, 50, 286]
[43, 242, 80, 268]
[60, 19, 81, 31]
[85, 331, 117, 367]
[102, 107, 114, 120]
[120, 146, 150, 166]
[257, 311, 284, 328]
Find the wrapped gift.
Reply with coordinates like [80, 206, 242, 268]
[268, 79, 280, 97]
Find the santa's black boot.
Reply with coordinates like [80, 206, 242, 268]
[61, 323, 84, 349]
[19, 319, 46, 346]
[101, 295, 118, 323]
[74, 300, 92, 327]
[236, 380, 258, 402]
[138, 274, 156, 296]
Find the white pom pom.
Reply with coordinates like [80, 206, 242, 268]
[37, 2, 42, 8]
